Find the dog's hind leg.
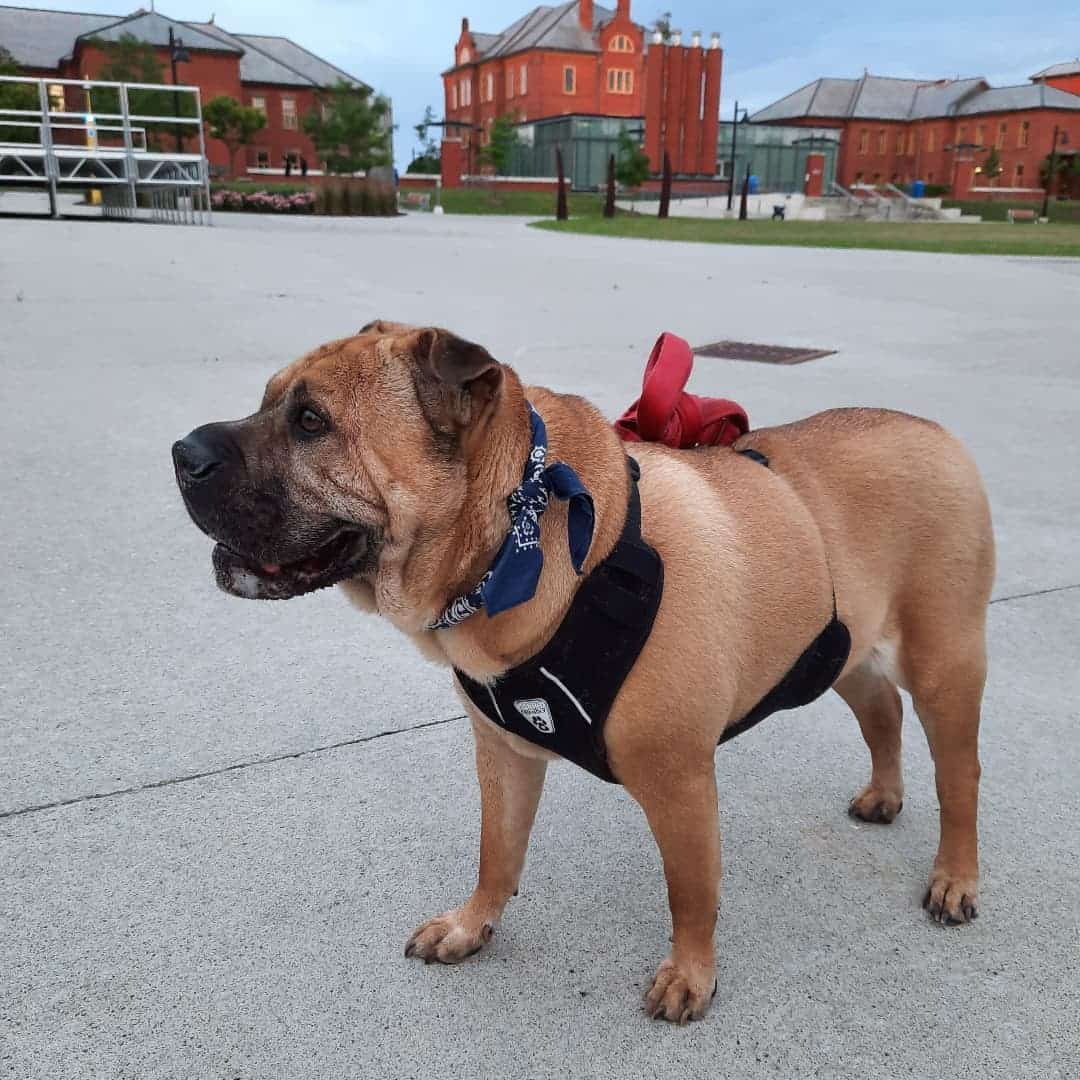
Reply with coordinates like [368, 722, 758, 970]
[834, 655, 905, 824]
[903, 620, 986, 926]
[405, 713, 548, 964]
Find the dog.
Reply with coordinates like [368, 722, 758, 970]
[173, 321, 994, 1025]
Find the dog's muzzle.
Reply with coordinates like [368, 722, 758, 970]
[172, 420, 379, 601]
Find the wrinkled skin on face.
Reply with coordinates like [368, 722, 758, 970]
[172, 321, 507, 606]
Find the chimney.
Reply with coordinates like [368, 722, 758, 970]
[461, 17, 469, 33]
[710, 32, 721, 49]
[579, 0, 593, 32]
[617, 0, 630, 15]
[671, 29, 682, 46]
[690, 30, 701, 48]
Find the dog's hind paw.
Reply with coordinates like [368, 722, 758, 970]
[405, 908, 495, 965]
[923, 868, 979, 926]
[848, 784, 903, 824]
[644, 955, 717, 1025]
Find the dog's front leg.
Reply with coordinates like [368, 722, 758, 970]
[406, 713, 547, 964]
[624, 764, 720, 1024]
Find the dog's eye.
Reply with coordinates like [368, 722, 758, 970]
[296, 407, 328, 436]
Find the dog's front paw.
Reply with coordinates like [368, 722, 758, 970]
[923, 865, 979, 926]
[644, 955, 717, 1025]
[405, 908, 495, 965]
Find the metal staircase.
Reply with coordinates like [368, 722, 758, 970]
[0, 75, 211, 225]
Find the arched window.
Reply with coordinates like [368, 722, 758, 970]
[609, 34, 633, 52]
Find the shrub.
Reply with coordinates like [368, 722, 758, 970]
[210, 188, 316, 214]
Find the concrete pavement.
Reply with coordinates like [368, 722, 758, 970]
[1, 212, 1078, 1079]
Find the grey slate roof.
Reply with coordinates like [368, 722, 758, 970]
[77, 11, 239, 54]
[0, 4, 113, 67]
[1031, 59, 1080, 79]
[235, 34, 365, 89]
[472, 1, 616, 60]
[752, 72, 1080, 123]
[0, 4, 366, 88]
[953, 82, 1080, 115]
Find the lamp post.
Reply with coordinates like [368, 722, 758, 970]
[168, 27, 190, 153]
[726, 101, 748, 211]
[1041, 125, 1064, 220]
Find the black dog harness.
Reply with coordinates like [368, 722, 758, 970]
[455, 450, 851, 784]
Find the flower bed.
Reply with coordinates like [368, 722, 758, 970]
[211, 189, 316, 214]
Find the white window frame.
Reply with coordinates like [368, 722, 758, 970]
[451, 84, 458, 110]
[520, 64, 528, 94]
[564, 65, 576, 94]
[506, 69, 514, 98]
[282, 96, 298, 131]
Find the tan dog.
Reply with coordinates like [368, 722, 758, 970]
[173, 322, 994, 1025]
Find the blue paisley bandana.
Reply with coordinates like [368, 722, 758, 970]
[427, 405, 595, 631]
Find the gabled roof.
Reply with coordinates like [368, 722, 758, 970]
[954, 82, 1080, 115]
[1031, 59, 1080, 80]
[469, 1, 617, 62]
[77, 10, 240, 54]
[235, 34, 365, 89]
[0, 3, 114, 67]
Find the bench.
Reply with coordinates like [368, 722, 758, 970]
[1007, 208, 1037, 224]
[399, 191, 432, 211]
[771, 204, 786, 221]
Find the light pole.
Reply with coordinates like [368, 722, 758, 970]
[1041, 125, 1064, 220]
[726, 101, 748, 210]
[168, 27, 190, 153]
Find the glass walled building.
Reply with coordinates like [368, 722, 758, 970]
[717, 122, 841, 193]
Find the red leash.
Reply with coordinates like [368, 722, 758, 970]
[614, 333, 749, 449]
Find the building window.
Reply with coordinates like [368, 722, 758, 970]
[256, 148, 270, 168]
[957, 124, 967, 145]
[896, 132, 904, 154]
[484, 72, 493, 102]
[282, 97, 298, 130]
[855, 171, 864, 182]
[506, 69, 514, 97]
[285, 150, 299, 168]
[909, 131, 918, 155]
[927, 171, 934, 183]
[1018, 121, 1029, 148]
[460, 78, 471, 107]
[996, 122, 1007, 149]
[609, 34, 633, 52]
[606, 69, 633, 94]
[858, 129, 868, 155]
[460, 47, 471, 63]
[564, 66, 576, 94]
[520, 64, 527, 94]
[47, 83, 65, 112]
[877, 130, 886, 155]
[451, 83, 458, 110]
[250, 95, 266, 115]
[1014, 162, 1025, 184]
[975, 123, 985, 147]
[927, 128, 936, 152]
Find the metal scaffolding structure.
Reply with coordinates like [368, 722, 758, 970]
[0, 75, 212, 225]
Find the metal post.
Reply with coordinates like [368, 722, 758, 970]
[36, 79, 59, 218]
[119, 83, 138, 220]
[192, 86, 212, 225]
[726, 99, 739, 211]
[1041, 124, 1060, 221]
[169, 28, 183, 154]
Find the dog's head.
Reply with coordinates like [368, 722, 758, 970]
[172, 321, 507, 602]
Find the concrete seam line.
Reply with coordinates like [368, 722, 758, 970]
[0, 715, 467, 823]
[988, 582, 1080, 606]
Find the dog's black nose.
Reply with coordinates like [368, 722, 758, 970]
[173, 426, 231, 483]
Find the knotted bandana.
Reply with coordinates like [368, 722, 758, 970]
[428, 405, 594, 631]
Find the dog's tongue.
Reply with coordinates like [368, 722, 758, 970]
[262, 564, 281, 575]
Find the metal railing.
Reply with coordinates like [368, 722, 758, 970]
[0, 74, 211, 224]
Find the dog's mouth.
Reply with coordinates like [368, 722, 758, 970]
[211, 527, 376, 601]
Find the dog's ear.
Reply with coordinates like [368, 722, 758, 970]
[410, 327, 503, 430]
[359, 319, 412, 335]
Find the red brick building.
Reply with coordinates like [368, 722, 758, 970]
[440, 1, 722, 186]
[751, 70, 1080, 199]
[0, 4, 375, 177]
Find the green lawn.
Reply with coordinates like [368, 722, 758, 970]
[942, 198, 1080, 224]
[530, 215, 1080, 257]
[441, 188, 605, 217]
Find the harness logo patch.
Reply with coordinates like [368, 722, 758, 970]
[514, 698, 555, 735]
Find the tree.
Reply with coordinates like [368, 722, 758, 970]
[0, 46, 37, 144]
[981, 146, 1002, 182]
[204, 95, 266, 178]
[615, 127, 651, 190]
[409, 104, 441, 174]
[303, 80, 391, 175]
[653, 11, 673, 42]
[477, 113, 519, 175]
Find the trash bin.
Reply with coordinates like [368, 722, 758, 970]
[911, 180, 926, 198]
[748, 175, 760, 195]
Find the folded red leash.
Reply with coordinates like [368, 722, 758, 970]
[614, 332, 749, 449]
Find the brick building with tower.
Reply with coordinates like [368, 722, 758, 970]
[439, 1, 722, 189]
[750, 64, 1080, 200]
[0, 4, 375, 177]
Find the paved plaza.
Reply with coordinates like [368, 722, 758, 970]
[2, 212, 1078, 1079]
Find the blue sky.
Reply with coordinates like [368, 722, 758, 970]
[28, 1, 1080, 167]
